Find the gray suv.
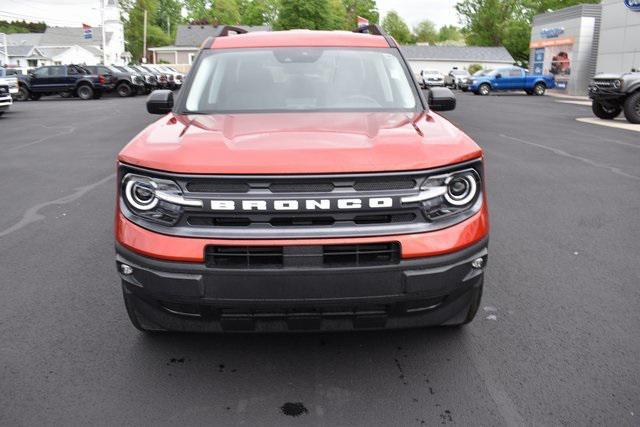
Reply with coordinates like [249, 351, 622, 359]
[588, 71, 640, 124]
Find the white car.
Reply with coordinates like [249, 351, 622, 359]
[0, 83, 13, 116]
[420, 69, 445, 88]
[0, 68, 20, 95]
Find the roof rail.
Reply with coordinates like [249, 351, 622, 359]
[201, 25, 249, 49]
[353, 24, 397, 48]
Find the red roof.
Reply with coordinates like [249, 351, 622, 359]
[208, 30, 390, 49]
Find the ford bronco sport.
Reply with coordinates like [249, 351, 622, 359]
[116, 25, 489, 333]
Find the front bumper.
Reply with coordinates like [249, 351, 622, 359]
[588, 86, 625, 102]
[117, 236, 487, 332]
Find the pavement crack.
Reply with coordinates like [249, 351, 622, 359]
[499, 134, 640, 180]
[0, 174, 115, 238]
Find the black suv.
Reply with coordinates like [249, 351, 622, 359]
[16, 64, 114, 101]
[589, 71, 640, 124]
[85, 65, 144, 97]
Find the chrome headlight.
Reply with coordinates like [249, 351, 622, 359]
[401, 165, 483, 224]
[121, 173, 202, 225]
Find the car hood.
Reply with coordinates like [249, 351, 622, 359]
[119, 112, 482, 174]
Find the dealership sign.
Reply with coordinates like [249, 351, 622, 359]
[540, 27, 564, 38]
[625, 0, 640, 11]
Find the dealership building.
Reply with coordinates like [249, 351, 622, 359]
[530, 0, 640, 96]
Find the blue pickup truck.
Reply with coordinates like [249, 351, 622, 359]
[468, 67, 555, 96]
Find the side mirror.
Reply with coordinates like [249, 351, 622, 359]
[147, 89, 174, 114]
[425, 87, 456, 112]
[495, 73, 502, 79]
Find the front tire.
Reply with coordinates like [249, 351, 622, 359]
[478, 84, 490, 96]
[76, 85, 94, 100]
[533, 82, 546, 96]
[15, 86, 30, 101]
[592, 101, 622, 120]
[116, 82, 133, 97]
[623, 91, 640, 124]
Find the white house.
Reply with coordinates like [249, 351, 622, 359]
[1, 0, 127, 69]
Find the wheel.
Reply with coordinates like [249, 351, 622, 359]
[29, 92, 41, 101]
[15, 86, 30, 101]
[592, 101, 622, 120]
[76, 85, 94, 100]
[478, 83, 490, 96]
[116, 82, 133, 97]
[533, 82, 546, 96]
[623, 91, 640, 124]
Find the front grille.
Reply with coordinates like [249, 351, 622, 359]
[187, 212, 415, 227]
[205, 243, 400, 269]
[593, 79, 617, 88]
[183, 177, 416, 193]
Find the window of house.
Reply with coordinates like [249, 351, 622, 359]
[188, 53, 196, 65]
[27, 59, 37, 67]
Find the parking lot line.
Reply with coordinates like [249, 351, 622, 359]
[555, 100, 592, 107]
[576, 117, 640, 133]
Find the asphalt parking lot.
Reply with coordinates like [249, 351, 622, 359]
[1, 93, 639, 425]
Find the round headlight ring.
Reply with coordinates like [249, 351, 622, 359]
[613, 79, 622, 89]
[124, 178, 158, 211]
[444, 173, 478, 206]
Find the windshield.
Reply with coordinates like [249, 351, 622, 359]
[473, 70, 489, 76]
[184, 47, 419, 113]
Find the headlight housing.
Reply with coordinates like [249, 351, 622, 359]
[613, 79, 623, 89]
[121, 173, 202, 226]
[401, 165, 483, 225]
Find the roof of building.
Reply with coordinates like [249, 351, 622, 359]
[175, 24, 271, 46]
[7, 33, 44, 46]
[38, 26, 106, 46]
[5, 45, 34, 57]
[400, 45, 515, 63]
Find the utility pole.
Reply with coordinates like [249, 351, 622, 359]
[100, 0, 106, 64]
[143, 9, 148, 63]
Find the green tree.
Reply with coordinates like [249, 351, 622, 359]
[155, 0, 183, 37]
[343, 0, 379, 26]
[275, 0, 331, 30]
[185, 0, 209, 21]
[210, 0, 241, 25]
[124, 0, 172, 62]
[468, 63, 483, 74]
[414, 19, 438, 44]
[381, 10, 414, 45]
[437, 25, 462, 43]
[240, 0, 279, 26]
[327, 0, 349, 30]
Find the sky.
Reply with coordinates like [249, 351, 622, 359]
[0, 0, 460, 29]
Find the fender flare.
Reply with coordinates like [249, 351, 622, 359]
[74, 79, 95, 89]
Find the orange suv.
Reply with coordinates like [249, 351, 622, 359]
[115, 25, 489, 332]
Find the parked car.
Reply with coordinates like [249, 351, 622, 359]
[85, 65, 144, 97]
[0, 68, 19, 96]
[115, 25, 486, 333]
[419, 69, 445, 88]
[116, 65, 157, 94]
[588, 71, 640, 124]
[138, 64, 169, 88]
[445, 69, 470, 90]
[0, 83, 12, 116]
[156, 64, 184, 89]
[469, 67, 556, 96]
[15, 64, 114, 101]
[460, 70, 488, 92]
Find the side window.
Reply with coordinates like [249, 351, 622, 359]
[33, 67, 49, 77]
[50, 66, 65, 77]
[508, 68, 522, 77]
[99, 67, 111, 74]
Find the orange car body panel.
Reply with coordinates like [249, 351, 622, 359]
[115, 202, 489, 263]
[118, 112, 482, 175]
[209, 30, 390, 49]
